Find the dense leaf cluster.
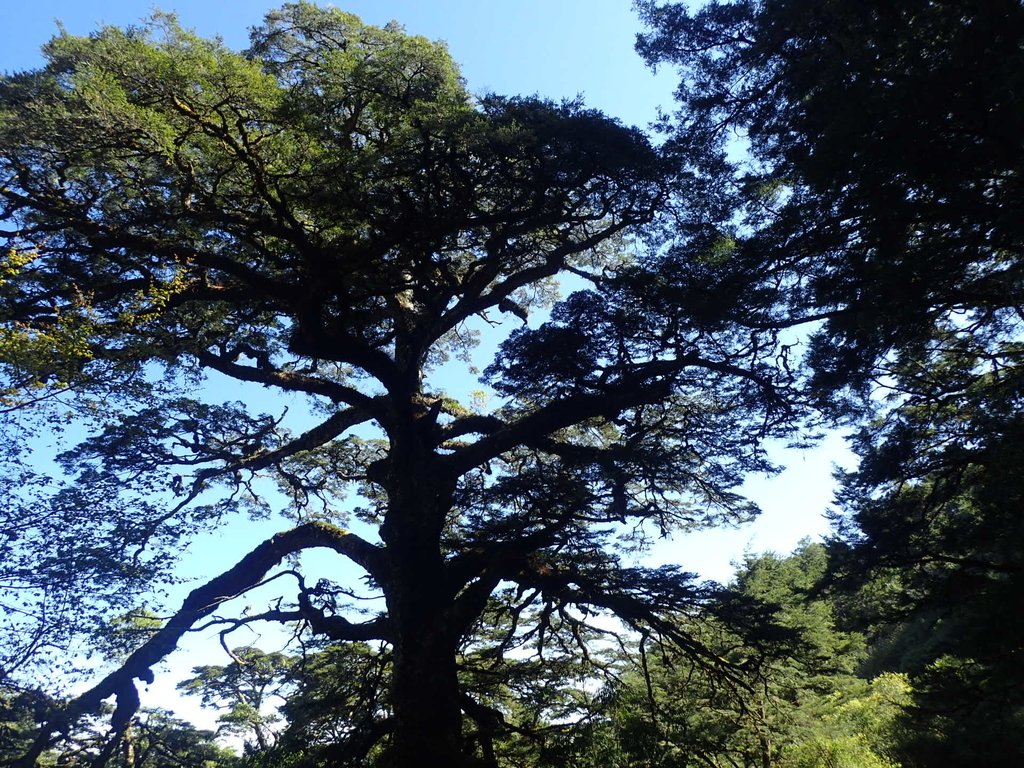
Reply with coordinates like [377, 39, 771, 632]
[640, 0, 1024, 764]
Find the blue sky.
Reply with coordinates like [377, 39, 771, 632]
[3, 0, 851, 725]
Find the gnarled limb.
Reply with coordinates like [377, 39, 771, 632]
[15, 522, 386, 767]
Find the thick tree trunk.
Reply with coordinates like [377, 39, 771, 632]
[382, 530, 468, 768]
[388, 608, 465, 767]
[380, 412, 468, 768]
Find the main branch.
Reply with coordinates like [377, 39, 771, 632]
[16, 523, 387, 767]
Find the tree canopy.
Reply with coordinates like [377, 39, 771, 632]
[637, 0, 1024, 391]
[639, 0, 1024, 764]
[0, 5, 797, 766]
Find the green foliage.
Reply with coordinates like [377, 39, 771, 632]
[1, 687, 53, 765]
[826, 293, 1024, 766]
[777, 673, 911, 768]
[260, 643, 390, 767]
[95, 610, 165, 663]
[178, 647, 293, 752]
[574, 543, 903, 768]
[781, 737, 896, 768]
[640, 2, 1024, 765]
[103, 709, 240, 768]
[0, 686, 237, 768]
[638, 0, 1024, 391]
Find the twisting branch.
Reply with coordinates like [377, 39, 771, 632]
[15, 523, 387, 767]
[185, 570, 391, 644]
[297, 586, 394, 643]
[444, 523, 573, 637]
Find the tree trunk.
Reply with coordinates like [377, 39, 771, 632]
[388, 609, 465, 767]
[380, 415, 468, 768]
[383, 528, 468, 768]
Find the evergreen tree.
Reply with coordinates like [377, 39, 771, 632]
[576, 544, 908, 768]
[638, 1, 1024, 763]
[1, 5, 796, 765]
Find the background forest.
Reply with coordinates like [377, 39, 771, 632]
[1, 1, 1022, 767]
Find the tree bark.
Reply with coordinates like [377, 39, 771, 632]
[387, 608, 465, 767]
[380, 406, 469, 767]
[383, 523, 467, 767]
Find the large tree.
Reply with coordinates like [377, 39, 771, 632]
[0, 5, 795, 766]
[638, 0, 1024, 763]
